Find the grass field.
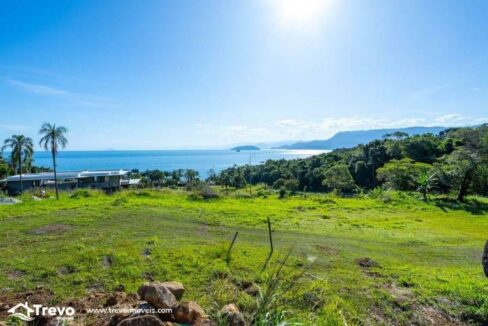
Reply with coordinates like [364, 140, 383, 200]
[0, 188, 487, 325]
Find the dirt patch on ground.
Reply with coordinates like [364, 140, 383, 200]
[27, 223, 73, 235]
[314, 244, 339, 255]
[102, 255, 113, 268]
[0, 287, 55, 318]
[381, 282, 464, 325]
[58, 265, 77, 275]
[5, 269, 25, 280]
[196, 222, 210, 237]
[356, 257, 380, 268]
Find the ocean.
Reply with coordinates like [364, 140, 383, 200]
[28, 150, 327, 177]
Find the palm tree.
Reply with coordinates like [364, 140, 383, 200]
[1, 135, 34, 194]
[39, 123, 68, 199]
[417, 171, 436, 201]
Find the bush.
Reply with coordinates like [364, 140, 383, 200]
[278, 187, 286, 199]
[284, 179, 299, 194]
[272, 178, 287, 190]
[69, 189, 93, 199]
[188, 183, 220, 200]
[112, 197, 128, 206]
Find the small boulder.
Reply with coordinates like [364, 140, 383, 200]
[138, 283, 178, 309]
[174, 301, 207, 324]
[483, 240, 488, 277]
[118, 315, 166, 326]
[161, 281, 185, 300]
[105, 291, 127, 306]
[221, 304, 246, 326]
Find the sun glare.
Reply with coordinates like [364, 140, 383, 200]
[270, 0, 331, 30]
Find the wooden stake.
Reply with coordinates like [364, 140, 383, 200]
[226, 231, 239, 265]
[261, 217, 274, 272]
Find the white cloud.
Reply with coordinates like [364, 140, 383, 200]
[7, 79, 115, 107]
[193, 113, 486, 147]
[433, 114, 465, 124]
[8, 79, 69, 96]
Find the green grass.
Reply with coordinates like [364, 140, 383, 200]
[0, 188, 487, 325]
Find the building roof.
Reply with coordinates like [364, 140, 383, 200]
[3, 170, 128, 182]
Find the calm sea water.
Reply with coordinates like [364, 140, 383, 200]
[29, 150, 327, 177]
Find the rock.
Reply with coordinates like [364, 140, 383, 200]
[129, 303, 158, 318]
[138, 283, 178, 309]
[118, 315, 166, 326]
[356, 257, 380, 268]
[196, 318, 214, 326]
[106, 292, 127, 306]
[0, 197, 21, 205]
[221, 304, 246, 326]
[174, 301, 207, 324]
[483, 240, 488, 277]
[161, 281, 185, 300]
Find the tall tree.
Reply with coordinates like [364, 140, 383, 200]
[1, 135, 34, 194]
[39, 123, 68, 200]
[445, 149, 479, 202]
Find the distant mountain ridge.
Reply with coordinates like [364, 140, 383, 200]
[276, 126, 446, 150]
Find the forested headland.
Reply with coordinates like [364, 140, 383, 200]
[210, 124, 488, 201]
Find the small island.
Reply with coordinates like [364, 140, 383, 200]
[231, 145, 260, 152]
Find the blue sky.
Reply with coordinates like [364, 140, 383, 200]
[1, 0, 487, 150]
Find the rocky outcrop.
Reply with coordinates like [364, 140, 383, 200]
[111, 280, 246, 326]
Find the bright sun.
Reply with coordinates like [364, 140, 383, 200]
[270, 0, 331, 29]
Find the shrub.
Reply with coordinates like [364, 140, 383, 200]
[188, 183, 220, 200]
[278, 187, 286, 199]
[284, 179, 299, 194]
[69, 189, 93, 199]
[272, 178, 287, 190]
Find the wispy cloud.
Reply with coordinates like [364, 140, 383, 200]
[8, 79, 69, 96]
[0, 124, 29, 132]
[194, 114, 487, 145]
[0, 65, 108, 86]
[7, 79, 116, 107]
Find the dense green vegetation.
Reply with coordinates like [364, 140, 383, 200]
[0, 188, 487, 325]
[212, 125, 488, 202]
